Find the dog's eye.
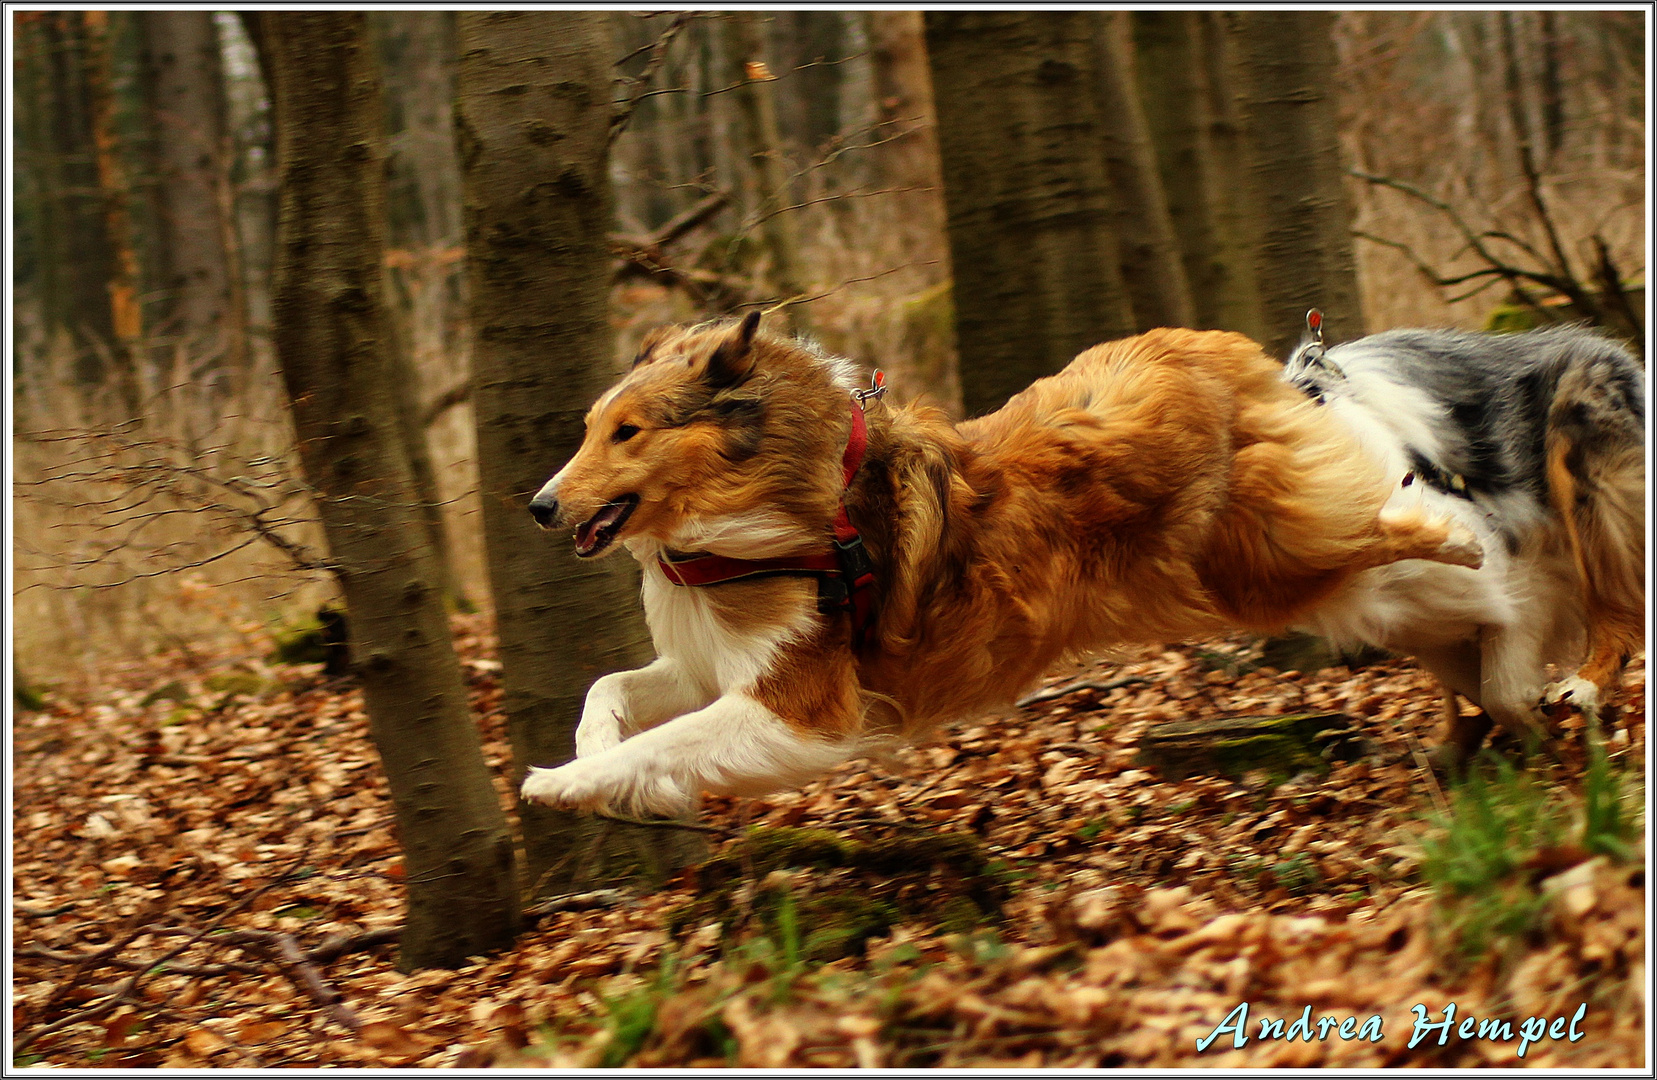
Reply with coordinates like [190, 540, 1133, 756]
[613, 423, 640, 443]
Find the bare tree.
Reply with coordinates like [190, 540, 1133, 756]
[925, 11, 1136, 416]
[81, 11, 146, 419]
[723, 11, 810, 328]
[1092, 13, 1193, 331]
[1224, 11, 1365, 355]
[457, 11, 705, 894]
[253, 10, 520, 969]
[370, 11, 468, 607]
[136, 11, 247, 403]
[15, 13, 124, 401]
[1131, 11, 1265, 337]
[866, 10, 961, 414]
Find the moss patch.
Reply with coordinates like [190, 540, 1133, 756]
[1135, 712, 1372, 781]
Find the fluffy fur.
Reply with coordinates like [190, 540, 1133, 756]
[521, 316, 1485, 814]
[1282, 325, 1645, 762]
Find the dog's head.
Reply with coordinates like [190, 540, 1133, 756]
[529, 311, 845, 558]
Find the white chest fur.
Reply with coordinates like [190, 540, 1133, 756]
[631, 544, 817, 696]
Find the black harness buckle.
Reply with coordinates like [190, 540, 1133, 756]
[833, 533, 875, 590]
[814, 534, 874, 618]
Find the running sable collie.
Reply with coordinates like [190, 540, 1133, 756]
[520, 313, 1485, 815]
[1281, 324, 1645, 764]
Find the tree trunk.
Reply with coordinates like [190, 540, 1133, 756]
[724, 11, 809, 329]
[255, 10, 520, 970]
[81, 11, 146, 420]
[924, 11, 1136, 417]
[1092, 13, 1193, 332]
[865, 10, 960, 415]
[1224, 11, 1365, 356]
[371, 11, 467, 610]
[771, 11, 851, 156]
[457, 11, 706, 894]
[1131, 11, 1264, 335]
[137, 10, 246, 403]
[220, 14, 279, 375]
[20, 12, 122, 397]
[1196, 13, 1269, 341]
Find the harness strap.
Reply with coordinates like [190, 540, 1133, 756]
[656, 395, 878, 645]
[658, 549, 840, 587]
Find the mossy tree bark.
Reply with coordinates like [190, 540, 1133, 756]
[1223, 11, 1365, 355]
[256, 11, 520, 970]
[457, 12, 705, 894]
[924, 11, 1136, 417]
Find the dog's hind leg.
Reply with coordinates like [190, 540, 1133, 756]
[1435, 690, 1493, 773]
[1477, 622, 1564, 760]
[1412, 644, 1493, 771]
[574, 657, 713, 758]
[524, 694, 860, 816]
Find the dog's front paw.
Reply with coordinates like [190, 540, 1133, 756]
[520, 758, 696, 817]
[521, 762, 607, 810]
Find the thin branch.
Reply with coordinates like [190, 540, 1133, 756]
[14, 856, 306, 1053]
[594, 812, 731, 835]
[742, 184, 929, 232]
[609, 13, 692, 148]
[754, 261, 938, 314]
[17, 944, 263, 976]
[1351, 231, 1507, 288]
[1016, 676, 1152, 710]
[523, 887, 634, 921]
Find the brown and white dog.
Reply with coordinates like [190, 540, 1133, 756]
[520, 313, 1482, 815]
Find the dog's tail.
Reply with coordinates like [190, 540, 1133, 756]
[1543, 332, 1646, 687]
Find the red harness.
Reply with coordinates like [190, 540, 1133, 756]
[657, 397, 878, 645]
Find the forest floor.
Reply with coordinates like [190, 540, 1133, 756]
[11, 615, 1646, 1069]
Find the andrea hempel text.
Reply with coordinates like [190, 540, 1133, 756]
[1195, 1002, 1588, 1059]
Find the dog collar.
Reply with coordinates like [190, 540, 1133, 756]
[657, 390, 879, 645]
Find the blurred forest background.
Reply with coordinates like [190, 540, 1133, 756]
[12, 9, 1644, 683]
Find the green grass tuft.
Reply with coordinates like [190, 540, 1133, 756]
[1419, 744, 1641, 960]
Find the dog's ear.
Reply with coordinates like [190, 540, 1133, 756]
[631, 326, 676, 369]
[704, 310, 762, 388]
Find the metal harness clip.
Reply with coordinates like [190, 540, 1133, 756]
[851, 369, 888, 410]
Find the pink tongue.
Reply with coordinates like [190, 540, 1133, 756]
[575, 502, 626, 552]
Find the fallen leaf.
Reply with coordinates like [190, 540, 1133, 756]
[183, 1027, 227, 1059]
[359, 1020, 430, 1059]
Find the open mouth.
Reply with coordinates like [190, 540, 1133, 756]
[573, 495, 640, 558]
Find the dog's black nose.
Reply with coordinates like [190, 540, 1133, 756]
[528, 495, 559, 528]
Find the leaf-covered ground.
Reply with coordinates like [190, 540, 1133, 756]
[12, 617, 1645, 1068]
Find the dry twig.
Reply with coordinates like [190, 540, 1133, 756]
[15, 855, 306, 1053]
